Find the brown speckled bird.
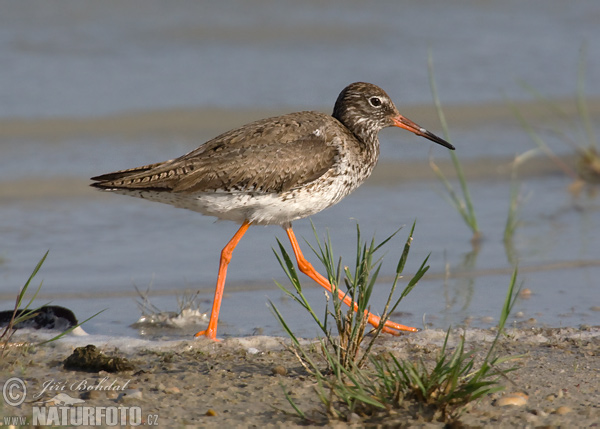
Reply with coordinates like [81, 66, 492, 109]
[91, 82, 455, 340]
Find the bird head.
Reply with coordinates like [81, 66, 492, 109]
[333, 82, 455, 150]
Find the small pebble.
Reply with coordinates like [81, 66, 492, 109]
[545, 394, 556, 402]
[247, 347, 259, 355]
[81, 390, 103, 400]
[117, 389, 142, 403]
[590, 306, 600, 312]
[164, 386, 180, 394]
[524, 413, 538, 423]
[206, 409, 217, 416]
[106, 391, 119, 400]
[271, 365, 287, 376]
[347, 412, 360, 423]
[554, 406, 572, 415]
[519, 288, 532, 299]
[497, 393, 528, 407]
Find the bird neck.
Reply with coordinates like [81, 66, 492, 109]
[333, 110, 380, 152]
[338, 115, 381, 168]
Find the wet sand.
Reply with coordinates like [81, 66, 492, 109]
[0, 153, 582, 203]
[2, 98, 599, 140]
[2, 97, 596, 201]
[2, 327, 598, 427]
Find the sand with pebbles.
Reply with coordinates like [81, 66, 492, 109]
[1, 326, 598, 427]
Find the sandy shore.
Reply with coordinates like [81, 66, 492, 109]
[1, 326, 598, 427]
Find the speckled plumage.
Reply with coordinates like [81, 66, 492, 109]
[91, 82, 454, 340]
[92, 83, 455, 225]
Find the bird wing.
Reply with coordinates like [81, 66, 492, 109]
[91, 112, 340, 195]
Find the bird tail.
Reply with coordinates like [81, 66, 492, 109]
[90, 161, 167, 189]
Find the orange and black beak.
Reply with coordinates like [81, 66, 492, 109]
[392, 115, 455, 150]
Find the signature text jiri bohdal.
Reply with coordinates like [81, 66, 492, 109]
[34, 377, 131, 399]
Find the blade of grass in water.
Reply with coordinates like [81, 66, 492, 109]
[577, 44, 597, 151]
[427, 50, 480, 241]
[508, 98, 579, 180]
[513, 46, 599, 184]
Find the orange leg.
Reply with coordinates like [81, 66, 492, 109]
[195, 220, 251, 340]
[285, 225, 418, 335]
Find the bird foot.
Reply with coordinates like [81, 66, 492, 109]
[368, 314, 419, 335]
[194, 329, 220, 342]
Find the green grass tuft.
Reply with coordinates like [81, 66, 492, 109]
[1, 251, 104, 357]
[271, 223, 521, 424]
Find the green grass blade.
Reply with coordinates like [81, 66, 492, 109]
[396, 221, 416, 274]
[577, 44, 597, 150]
[428, 50, 479, 239]
[279, 381, 306, 419]
[37, 309, 106, 345]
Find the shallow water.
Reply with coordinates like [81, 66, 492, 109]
[0, 1, 599, 339]
[1, 0, 599, 118]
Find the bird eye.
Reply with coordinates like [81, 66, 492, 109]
[368, 96, 382, 107]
